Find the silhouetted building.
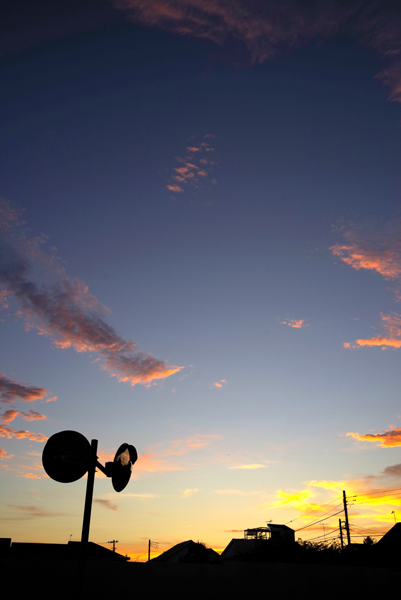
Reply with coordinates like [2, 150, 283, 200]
[152, 540, 220, 563]
[0, 538, 128, 561]
[376, 522, 401, 552]
[221, 523, 295, 560]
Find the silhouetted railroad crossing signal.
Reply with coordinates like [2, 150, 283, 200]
[42, 430, 138, 563]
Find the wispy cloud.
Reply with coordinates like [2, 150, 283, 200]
[280, 319, 309, 329]
[331, 221, 401, 350]
[133, 433, 222, 474]
[0, 448, 14, 460]
[94, 498, 118, 511]
[228, 464, 267, 470]
[169, 433, 222, 455]
[345, 312, 401, 350]
[0, 373, 50, 404]
[166, 135, 217, 198]
[0, 200, 182, 386]
[4, 505, 70, 519]
[0, 423, 47, 442]
[182, 488, 198, 497]
[330, 222, 401, 280]
[215, 490, 261, 495]
[347, 426, 401, 447]
[0, 409, 46, 423]
[211, 379, 226, 388]
[113, 1, 401, 102]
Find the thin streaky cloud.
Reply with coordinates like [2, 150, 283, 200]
[5, 505, 70, 518]
[94, 498, 118, 511]
[0, 448, 14, 460]
[113, 0, 401, 102]
[229, 464, 267, 470]
[0, 201, 182, 387]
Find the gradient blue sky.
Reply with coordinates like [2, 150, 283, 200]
[2, 0, 401, 559]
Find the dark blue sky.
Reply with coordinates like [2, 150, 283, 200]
[2, 0, 401, 557]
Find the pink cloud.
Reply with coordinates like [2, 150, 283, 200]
[94, 498, 117, 511]
[167, 184, 184, 192]
[166, 136, 217, 196]
[0, 201, 182, 387]
[0, 373, 49, 404]
[113, 1, 401, 102]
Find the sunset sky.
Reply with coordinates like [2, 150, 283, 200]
[2, 0, 401, 560]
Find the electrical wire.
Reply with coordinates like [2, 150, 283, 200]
[351, 487, 401, 499]
[295, 508, 344, 532]
[284, 496, 343, 525]
[290, 501, 343, 531]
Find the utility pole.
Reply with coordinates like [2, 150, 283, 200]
[108, 540, 118, 552]
[339, 519, 344, 550]
[148, 539, 151, 562]
[343, 490, 351, 546]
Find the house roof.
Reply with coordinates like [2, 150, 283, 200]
[376, 522, 401, 548]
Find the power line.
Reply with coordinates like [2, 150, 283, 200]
[352, 487, 401, 499]
[284, 497, 342, 525]
[295, 509, 344, 532]
[291, 502, 343, 531]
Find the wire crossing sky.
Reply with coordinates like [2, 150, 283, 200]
[1, 0, 401, 559]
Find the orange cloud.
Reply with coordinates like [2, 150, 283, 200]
[347, 427, 401, 447]
[0, 201, 182, 387]
[134, 452, 184, 472]
[0, 448, 14, 460]
[280, 319, 309, 328]
[330, 222, 401, 280]
[345, 313, 401, 350]
[0, 423, 47, 442]
[212, 379, 226, 388]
